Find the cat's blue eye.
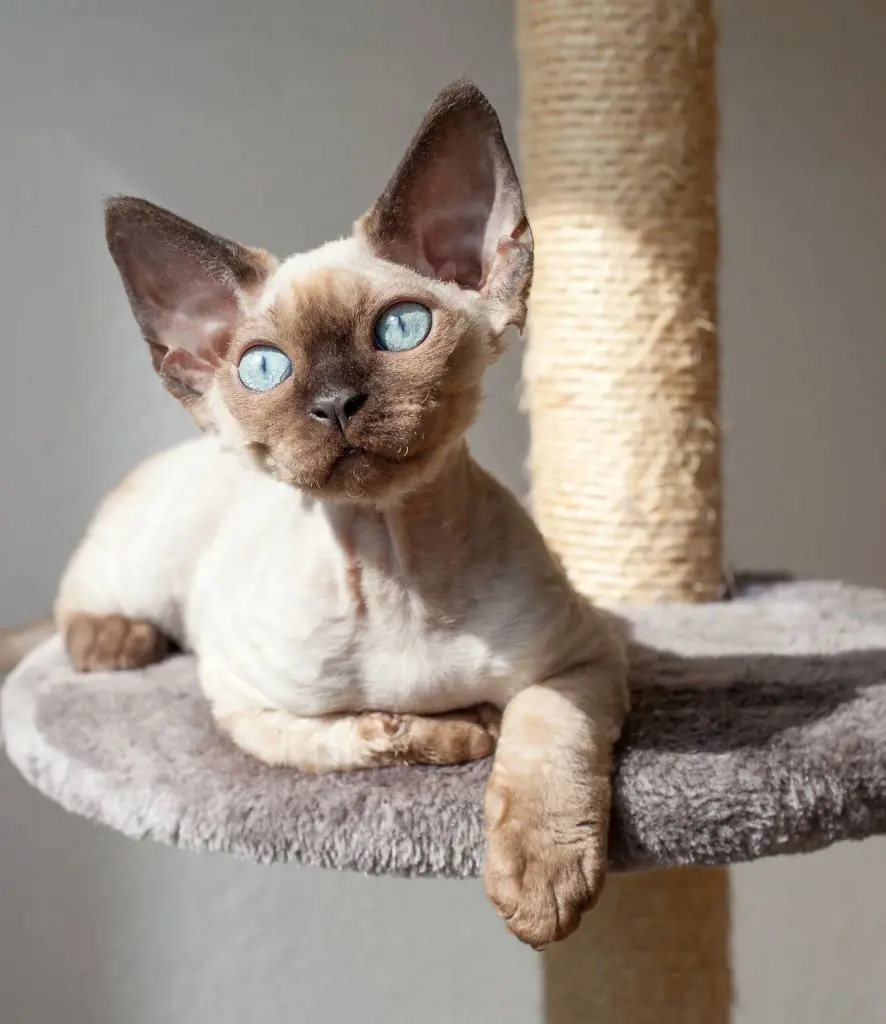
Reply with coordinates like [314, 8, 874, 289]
[374, 302, 432, 352]
[238, 345, 292, 393]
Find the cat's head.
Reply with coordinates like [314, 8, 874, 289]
[106, 80, 532, 505]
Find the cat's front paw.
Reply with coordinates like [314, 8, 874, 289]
[483, 770, 608, 949]
[64, 612, 169, 672]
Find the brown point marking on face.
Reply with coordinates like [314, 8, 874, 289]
[214, 262, 489, 504]
[106, 82, 532, 504]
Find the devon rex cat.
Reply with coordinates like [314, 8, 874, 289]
[5, 81, 628, 948]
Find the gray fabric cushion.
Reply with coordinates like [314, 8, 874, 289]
[3, 578, 886, 876]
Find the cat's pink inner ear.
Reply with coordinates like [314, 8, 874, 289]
[140, 278, 241, 361]
[361, 81, 531, 295]
[143, 284, 243, 393]
[106, 197, 273, 398]
[400, 136, 499, 289]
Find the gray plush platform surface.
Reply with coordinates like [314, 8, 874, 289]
[3, 578, 886, 877]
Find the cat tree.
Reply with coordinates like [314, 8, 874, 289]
[3, 1, 886, 1022]
[519, 0, 726, 1017]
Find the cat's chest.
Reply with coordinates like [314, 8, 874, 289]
[190, 494, 508, 714]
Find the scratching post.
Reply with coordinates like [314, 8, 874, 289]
[517, 0, 729, 1020]
[519, 0, 721, 606]
[546, 869, 731, 1023]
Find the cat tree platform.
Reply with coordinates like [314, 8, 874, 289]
[3, 577, 885, 875]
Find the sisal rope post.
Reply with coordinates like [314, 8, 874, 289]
[519, 0, 721, 607]
[517, 0, 730, 1020]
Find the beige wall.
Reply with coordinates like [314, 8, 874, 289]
[1, 0, 884, 1021]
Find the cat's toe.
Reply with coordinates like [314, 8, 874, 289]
[483, 772, 608, 948]
[64, 612, 169, 672]
[406, 714, 497, 764]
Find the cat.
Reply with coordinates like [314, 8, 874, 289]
[1, 80, 628, 948]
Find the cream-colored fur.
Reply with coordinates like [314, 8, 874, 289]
[5, 82, 630, 947]
[54, 418, 627, 946]
[57, 433, 620, 725]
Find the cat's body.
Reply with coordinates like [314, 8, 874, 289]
[59, 434, 598, 723]
[5, 82, 629, 948]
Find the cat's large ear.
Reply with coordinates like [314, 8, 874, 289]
[105, 198, 275, 408]
[358, 80, 533, 330]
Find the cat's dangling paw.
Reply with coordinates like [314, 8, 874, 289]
[483, 770, 608, 949]
[64, 612, 169, 673]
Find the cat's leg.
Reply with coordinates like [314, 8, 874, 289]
[55, 512, 176, 673]
[483, 652, 627, 949]
[62, 612, 170, 672]
[216, 704, 500, 773]
[53, 440, 241, 674]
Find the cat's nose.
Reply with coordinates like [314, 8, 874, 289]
[309, 389, 368, 432]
